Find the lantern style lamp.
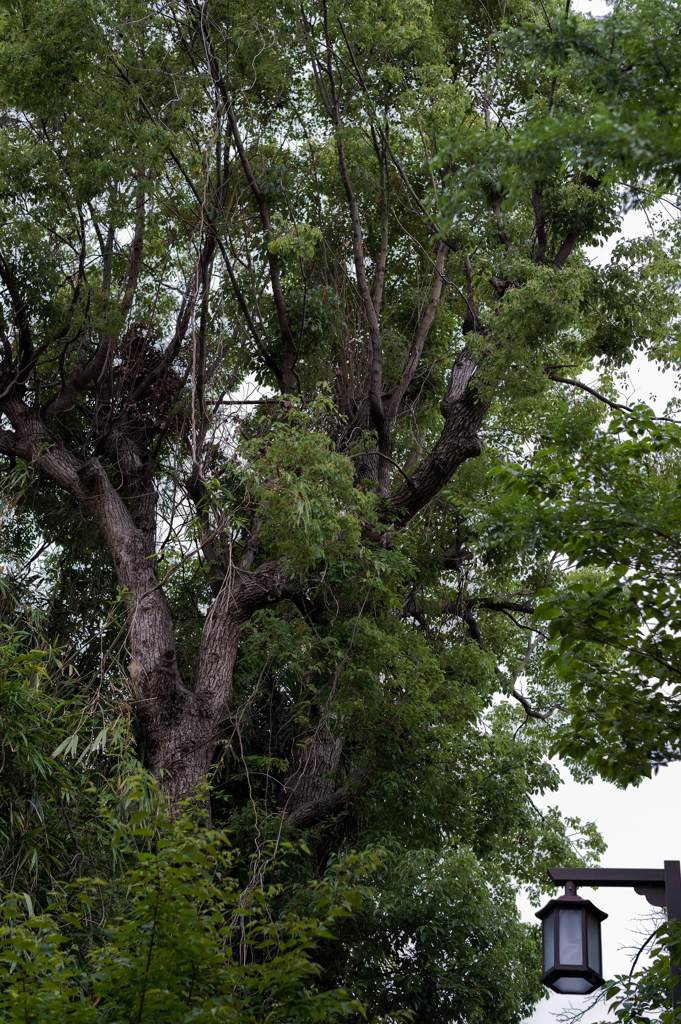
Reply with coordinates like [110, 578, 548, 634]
[535, 881, 608, 994]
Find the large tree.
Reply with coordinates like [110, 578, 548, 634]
[1, 0, 680, 1016]
[0, 0, 668, 801]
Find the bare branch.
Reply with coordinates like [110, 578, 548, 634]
[387, 241, 447, 421]
[548, 373, 631, 412]
[381, 346, 488, 528]
[0, 252, 33, 375]
[43, 336, 112, 423]
[531, 185, 547, 263]
[119, 177, 145, 317]
[553, 226, 582, 268]
[197, 25, 296, 392]
[510, 687, 566, 721]
[284, 760, 376, 828]
[371, 129, 389, 317]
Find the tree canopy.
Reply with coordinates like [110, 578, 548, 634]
[0, 0, 680, 1021]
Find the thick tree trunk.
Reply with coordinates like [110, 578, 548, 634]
[385, 346, 489, 525]
[279, 720, 343, 818]
[0, 399, 218, 806]
[141, 558, 298, 805]
[0, 336, 490, 819]
[0, 397, 306, 809]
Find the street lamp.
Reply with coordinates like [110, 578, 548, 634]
[536, 861, 681, 1008]
[536, 880, 607, 994]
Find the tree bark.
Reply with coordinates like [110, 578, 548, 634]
[0, 401, 222, 806]
[279, 720, 343, 817]
[384, 346, 489, 527]
[0, 319, 496, 822]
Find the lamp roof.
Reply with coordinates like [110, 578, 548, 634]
[535, 893, 608, 922]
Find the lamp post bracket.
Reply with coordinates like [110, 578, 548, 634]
[548, 868, 666, 887]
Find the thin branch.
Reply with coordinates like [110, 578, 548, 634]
[548, 374, 631, 412]
[346, 450, 415, 490]
[387, 241, 447, 421]
[510, 687, 566, 721]
[531, 185, 547, 263]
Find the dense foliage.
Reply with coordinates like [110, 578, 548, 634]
[0, 0, 680, 1021]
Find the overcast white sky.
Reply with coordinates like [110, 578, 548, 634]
[521, 2, 681, 1022]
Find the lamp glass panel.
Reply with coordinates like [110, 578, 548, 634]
[558, 908, 584, 965]
[586, 913, 601, 973]
[543, 912, 555, 971]
[553, 977, 593, 994]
